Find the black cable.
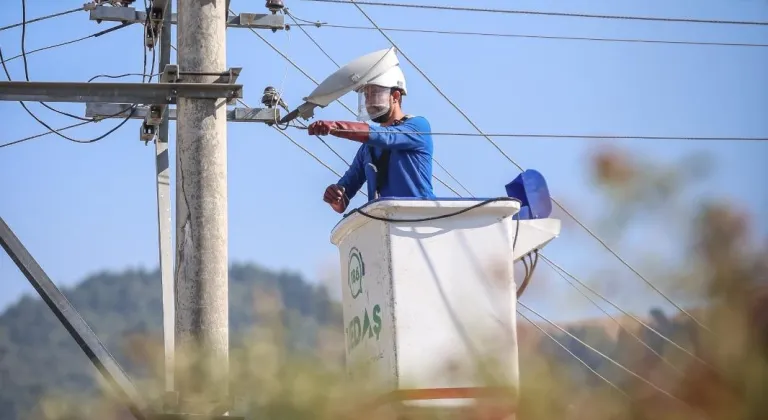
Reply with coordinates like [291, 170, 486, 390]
[303, 0, 768, 26]
[517, 251, 538, 298]
[18, 0, 88, 121]
[0, 44, 138, 145]
[3, 22, 136, 64]
[347, 197, 522, 222]
[0, 121, 91, 149]
[0, 6, 83, 32]
[88, 72, 159, 83]
[13, 2, 136, 123]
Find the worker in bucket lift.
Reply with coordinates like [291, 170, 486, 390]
[307, 65, 435, 214]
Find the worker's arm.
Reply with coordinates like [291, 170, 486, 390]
[366, 116, 431, 151]
[307, 117, 432, 151]
[336, 145, 367, 201]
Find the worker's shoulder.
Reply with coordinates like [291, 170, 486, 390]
[402, 115, 431, 130]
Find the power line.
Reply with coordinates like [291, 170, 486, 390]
[291, 22, 768, 48]
[518, 302, 694, 408]
[284, 10, 340, 67]
[1, 22, 135, 64]
[516, 311, 629, 398]
[18, 0, 90, 122]
[0, 120, 91, 149]
[539, 257, 685, 376]
[303, 0, 768, 26]
[88, 72, 160, 82]
[295, 128, 768, 142]
[345, 0, 715, 333]
[0, 5, 85, 32]
[273, 126, 346, 180]
[432, 158, 473, 197]
[540, 255, 715, 370]
[0, 47, 137, 145]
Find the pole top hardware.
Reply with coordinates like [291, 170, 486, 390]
[266, 0, 285, 14]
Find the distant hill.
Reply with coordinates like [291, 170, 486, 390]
[0, 263, 342, 420]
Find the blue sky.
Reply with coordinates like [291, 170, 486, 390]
[1, 0, 766, 323]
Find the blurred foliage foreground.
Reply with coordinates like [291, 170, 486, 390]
[10, 145, 768, 420]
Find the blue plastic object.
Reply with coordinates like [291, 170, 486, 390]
[505, 169, 552, 220]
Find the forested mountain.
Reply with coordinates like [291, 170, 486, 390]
[0, 263, 342, 420]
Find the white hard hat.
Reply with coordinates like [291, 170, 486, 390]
[363, 65, 407, 95]
[355, 64, 408, 122]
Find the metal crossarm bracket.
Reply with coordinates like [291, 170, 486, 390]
[90, 5, 285, 30]
[227, 13, 284, 30]
[86, 103, 280, 124]
[0, 81, 243, 104]
[230, 106, 279, 123]
[160, 65, 179, 84]
[214, 67, 242, 85]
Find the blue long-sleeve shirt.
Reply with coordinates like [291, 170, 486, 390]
[337, 115, 435, 202]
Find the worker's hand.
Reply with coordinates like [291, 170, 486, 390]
[323, 184, 348, 213]
[307, 120, 334, 136]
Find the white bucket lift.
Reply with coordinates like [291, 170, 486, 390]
[330, 197, 561, 416]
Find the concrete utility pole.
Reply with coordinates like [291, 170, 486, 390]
[175, 0, 229, 413]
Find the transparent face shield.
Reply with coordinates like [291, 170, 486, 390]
[356, 84, 392, 122]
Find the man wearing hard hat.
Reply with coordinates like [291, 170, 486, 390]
[307, 65, 435, 214]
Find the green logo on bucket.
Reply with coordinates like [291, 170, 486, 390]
[348, 247, 364, 299]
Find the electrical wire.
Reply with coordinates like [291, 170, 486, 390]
[539, 257, 686, 376]
[0, 45, 137, 145]
[346, 0, 715, 333]
[1, 22, 136, 64]
[290, 22, 768, 48]
[540, 255, 715, 370]
[0, 120, 92, 149]
[295, 128, 768, 142]
[432, 158, 473, 197]
[516, 310, 629, 398]
[518, 302, 694, 407]
[235, 96, 367, 198]
[8, 24, 135, 123]
[273, 127, 348, 180]
[349, 197, 521, 222]
[284, 9, 340, 67]
[516, 251, 538, 298]
[0, 5, 85, 32]
[88, 72, 160, 82]
[303, 0, 768, 26]
[17, 0, 92, 122]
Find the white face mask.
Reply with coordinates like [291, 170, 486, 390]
[356, 84, 392, 122]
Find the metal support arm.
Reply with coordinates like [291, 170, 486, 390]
[0, 216, 148, 420]
[0, 81, 243, 104]
[86, 103, 279, 123]
[89, 6, 284, 30]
